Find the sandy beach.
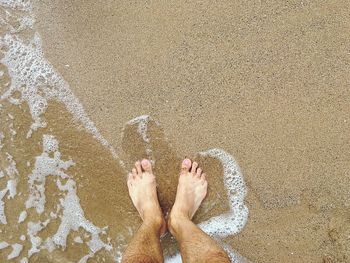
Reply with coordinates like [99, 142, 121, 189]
[1, 0, 349, 262]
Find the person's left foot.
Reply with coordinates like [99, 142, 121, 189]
[127, 159, 166, 235]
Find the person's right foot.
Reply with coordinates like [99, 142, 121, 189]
[168, 158, 208, 231]
[127, 159, 166, 235]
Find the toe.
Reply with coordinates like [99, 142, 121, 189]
[181, 158, 192, 174]
[203, 180, 208, 189]
[141, 159, 152, 173]
[132, 168, 137, 177]
[135, 161, 142, 174]
[200, 173, 206, 182]
[191, 162, 198, 174]
[202, 181, 208, 192]
[196, 167, 202, 177]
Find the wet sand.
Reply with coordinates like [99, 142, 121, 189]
[1, 0, 350, 262]
[32, 1, 350, 262]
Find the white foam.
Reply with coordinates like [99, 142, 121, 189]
[0, 32, 119, 159]
[74, 236, 83, 244]
[8, 243, 23, 259]
[0, 241, 9, 249]
[18, 210, 27, 223]
[165, 253, 181, 263]
[0, 188, 8, 224]
[198, 148, 248, 237]
[23, 134, 112, 259]
[0, 132, 4, 150]
[6, 178, 17, 198]
[0, 153, 19, 224]
[10, 16, 35, 33]
[127, 115, 151, 144]
[5, 153, 19, 183]
[52, 178, 111, 256]
[221, 242, 250, 263]
[79, 233, 111, 263]
[25, 135, 74, 214]
[126, 115, 154, 159]
[27, 220, 49, 257]
[0, 0, 32, 11]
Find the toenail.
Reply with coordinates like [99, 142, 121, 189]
[141, 159, 149, 165]
[183, 158, 191, 165]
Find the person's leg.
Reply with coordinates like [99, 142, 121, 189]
[122, 159, 166, 263]
[168, 159, 231, 263]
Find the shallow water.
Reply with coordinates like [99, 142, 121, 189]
[1, 0, 350, 262]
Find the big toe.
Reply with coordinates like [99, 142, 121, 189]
[141, 159, 152, 173]
[181, 158, 192, 174]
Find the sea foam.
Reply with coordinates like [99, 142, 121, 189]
[25, 135, 112, 261]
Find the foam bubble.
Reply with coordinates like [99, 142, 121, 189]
[221, 242, 250, 263]
[74, 236, 83, 244]
[7, 243, 23, 260]
[0, 153, 19, 224]
[127, 115, 151, 144]
[0, 188, 8, 224]
[0, 241, 9, 249]
[10, 16, 35, 33]
[126, 115, 155, 160]
[165, 253, 181, 263]
[0, 0, 32, 11]
[6, 178, 17, 198]
[199, 148, 248, 237]
[4, 153, 19, 184]
[18, 210, 27, 223]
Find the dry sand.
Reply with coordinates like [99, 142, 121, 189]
[1, 0, 349, 262]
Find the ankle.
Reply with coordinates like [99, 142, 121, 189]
[143, 213, 166, 235]
[168, 211, 191, 236]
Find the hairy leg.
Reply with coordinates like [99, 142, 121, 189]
[122, 219, 164, 263]
[122, 160, 166, 263]
[168, 159, 231, 263]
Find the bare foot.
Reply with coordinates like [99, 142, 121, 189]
[127, 159, 166, 235]
[168, 159, 208, 232]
